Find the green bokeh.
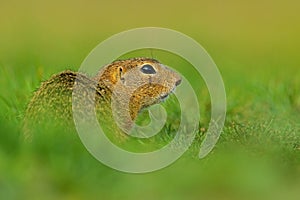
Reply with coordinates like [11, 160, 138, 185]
[0, 0, 300, 199]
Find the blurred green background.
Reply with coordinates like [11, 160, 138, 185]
[0, 0, 300, 199]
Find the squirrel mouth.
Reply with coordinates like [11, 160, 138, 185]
[160, 93, 169, 101]
[160, 87, 176, 101]
[159, 83, 179, 101]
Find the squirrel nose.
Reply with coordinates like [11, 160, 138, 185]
[175, 79, 182, 86]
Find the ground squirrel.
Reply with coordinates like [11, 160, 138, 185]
[23, 57, 181, 139]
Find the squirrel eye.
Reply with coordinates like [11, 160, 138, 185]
[140, 64, 156, 74]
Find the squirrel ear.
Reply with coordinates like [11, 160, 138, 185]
[114, 66, 125, 84]
[118, 66, 123, 74]
[119, 67, 125, 83]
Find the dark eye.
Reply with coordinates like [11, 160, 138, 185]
[140, 64, 156, 74]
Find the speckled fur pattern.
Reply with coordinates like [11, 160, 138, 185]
[23, 57, 181, 139]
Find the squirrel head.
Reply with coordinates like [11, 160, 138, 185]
[94, 57, 182, 119]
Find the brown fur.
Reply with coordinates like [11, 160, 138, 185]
[23, 57, 181, 138]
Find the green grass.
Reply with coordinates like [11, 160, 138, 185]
[1, 1, 300, 199]
[1, 52, 300, 200]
